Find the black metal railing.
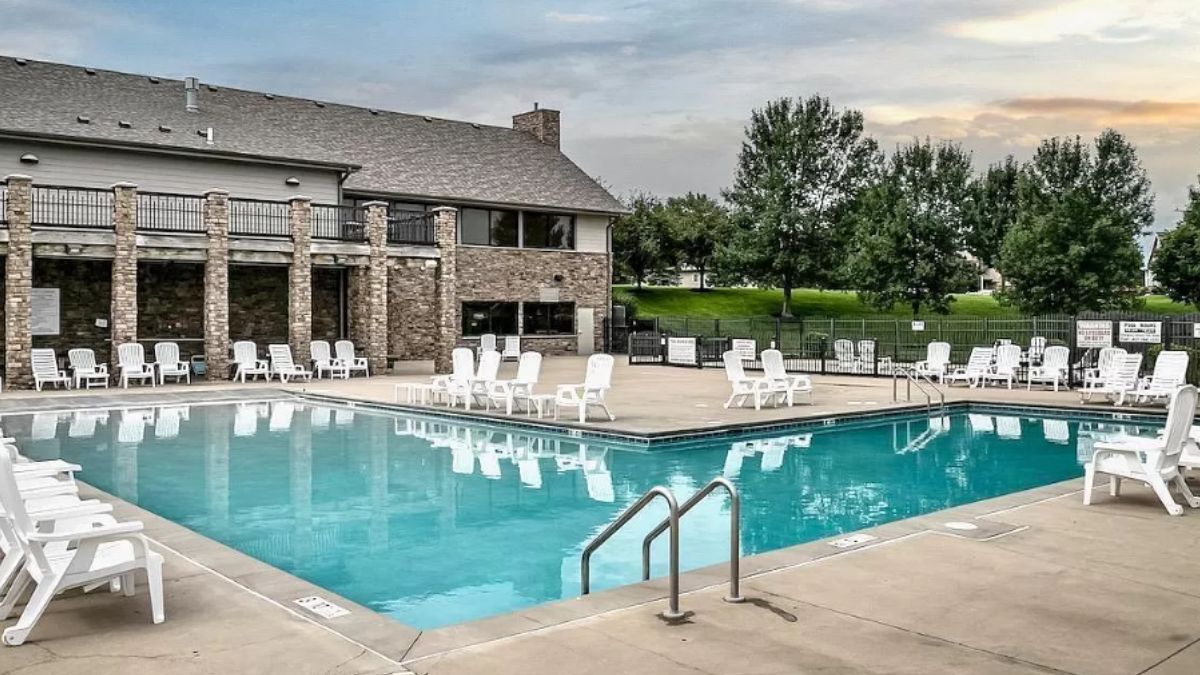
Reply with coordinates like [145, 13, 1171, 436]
[137, 192, 205, 233]
[228, 198, 291, 238]
[31, 185, 113, 229]
[311, 204, 367, 242]
[387, 210, 436, 245]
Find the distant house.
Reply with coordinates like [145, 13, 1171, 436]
[961, 252, 1003, 293]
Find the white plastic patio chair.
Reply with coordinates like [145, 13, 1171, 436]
[982, 344, 1022, 389]
[486, 351, 542, 414]
[232, 341, 270, 383]
[555, 354, 616, 423]
[67, 349, 108, 389]
[449, 350, 501, 410]
[268, 344, 312, 383]
[1081, 347, 1126, 394]
[116, 343, 155, 389]
[30, 349, 70, 392]
[309, 341, 347, 380]
[722, 350, 783, 410]
[153, 342, 190, 385]
[1085, 385, 1200, 516]
[833, 339, 856, 373]
[478, 333, 497, 356]
[944, 347, 993, 388]
[334, 340, 369, 377]
[0, 450, 164, 646]
[914, 342, 951, 383]
[1027, 336, 1047, 364]
[855, 340, 877, 374]
[431, 348, 475, 404]
[1081, 353, 1143, 405]
[1130, 351, 1189, 406]
[762, 349, 812, 406]
[501, 336, 521, 361]
[1027, 345, 1070, 391]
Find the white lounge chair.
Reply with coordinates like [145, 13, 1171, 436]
[501, 336, 521, 361]
[232, 341, 270, 383]
[914, 342, 951, 383]
[309, 341, 347, 380]
[1027, 346, 1070, 391]
[431, 348, 474, 404]
[449, 350, 501, 410]
[1081, 353, 1143, 405]
[722, 350, 783, 410]
[1130, 351, 1189, 406]
[334, 340, 369, 377]
[0, 449, 165, 645]
[1085, 385, 1200, 516]
[833, 339, 856, 373]
[555, 354, 616, 423]
[67, 349, 108, 389]
[117, 343, 155, 388]
[153, 342, 190, 385]
[759, 438, 789, 471]
[944, 347, 993, 388]
[268, 344, 312, 383]
[478, 333, 497, 356]
[762, 349, 812, 406]
[30, 349, 70, 392]
[981, 344, 1022, 389]
[486, 351, 542, 414]
[1081, 347, 1126, 394]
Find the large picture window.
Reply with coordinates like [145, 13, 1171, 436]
[522, 212, 575, 249]
[461, 208, 518, 247]
[462, 302, 518, 336]
[523, 302, 575, 335]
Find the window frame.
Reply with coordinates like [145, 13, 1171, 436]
[459, 207, 518, 247]
[521, 211, 576, 250]
[521, 301, 576, 336]
[461, 301, 519, 336]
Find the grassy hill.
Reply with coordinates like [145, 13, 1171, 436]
[615, 286, 1196, 319]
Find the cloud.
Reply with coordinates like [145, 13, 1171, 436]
[545, 11, 610, 24]
[0, 0, 124, 60]
[994, 97, 1200, 127]
[943, 0, 1200, 45]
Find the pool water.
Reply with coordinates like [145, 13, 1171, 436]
[5, 401, 1158, 629]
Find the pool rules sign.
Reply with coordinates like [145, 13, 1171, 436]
[1118, 321, 1162, 344]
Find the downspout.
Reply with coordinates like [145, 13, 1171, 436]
[607, 216, 615, 352]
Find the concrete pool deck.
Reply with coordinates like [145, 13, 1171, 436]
[1, 359, 1195, 674]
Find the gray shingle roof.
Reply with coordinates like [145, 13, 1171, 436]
[0, 56, 626, 214]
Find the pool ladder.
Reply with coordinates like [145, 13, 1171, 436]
[893, 365, 946, 414]
[580, 476, 743, 620]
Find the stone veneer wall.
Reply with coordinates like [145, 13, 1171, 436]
[388, 259, 438, 360]
[30, 258, 112, 362]
[455, 247, 609, 355]
[109, 182, 138, 361]
[311, 267, 344, 342]
[4, 175, 32, 387]
[229, 264, 289, 344]
[203, 189, 231, 379]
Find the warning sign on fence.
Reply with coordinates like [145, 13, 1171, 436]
[1118, 321, 1162, 344]
[1076, 320, 1113, 348]
[666, 337, 698, 366]
[730, 339, 757, 361]
[911, 321, 925, 332]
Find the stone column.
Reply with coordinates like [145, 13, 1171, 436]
[110, 182, 139, 363]
[203, 189, 231, 380]
[4, 175, 33, 389]
[432, 207, 458, 373]
[288, 196, 313, 364]
[363, 201, 388, 374]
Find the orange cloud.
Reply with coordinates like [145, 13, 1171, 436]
[993, 97, 1200, 127]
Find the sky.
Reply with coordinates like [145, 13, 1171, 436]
[3, 0, 1199, 231]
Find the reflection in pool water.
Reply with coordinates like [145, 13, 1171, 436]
[3, 401, 1157, 629]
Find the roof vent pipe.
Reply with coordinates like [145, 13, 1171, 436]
[184, 77, 200, 113]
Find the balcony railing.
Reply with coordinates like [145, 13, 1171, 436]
[228, 198, 291, 238]
[31, 185, 113, 229]
[137, 192, 205, 233]
[387, 210, 436, 245]
[311, 204, 367, 242]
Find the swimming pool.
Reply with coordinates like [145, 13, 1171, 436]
[4, 400, 1159, 629]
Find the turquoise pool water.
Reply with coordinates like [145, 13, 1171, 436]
[5, 401, 1158, 629]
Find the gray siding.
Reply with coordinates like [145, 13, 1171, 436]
[0, 139, 340, 202]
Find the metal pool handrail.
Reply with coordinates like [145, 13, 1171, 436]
[581, 485, 684, 619]
[641, 476, 744, 603]
[893, 365, 945, 413]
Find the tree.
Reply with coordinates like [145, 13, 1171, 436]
[999, 130, 1151, 314]
[1151, 180, 1200, 307]
[663, 193, 731, 291]
[964, 156, 1020, 284]
[611, 192, 673, 289]
[847, 138, 976, 315]
[721, 95, 881, 317]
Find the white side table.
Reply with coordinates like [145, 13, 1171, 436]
[394, 382, 434, 405]
[526, 394, 557, 419]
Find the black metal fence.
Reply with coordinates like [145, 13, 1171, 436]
[387, 210, 436, 245]
[136, 192, 205, 233]
[228, 198, 291, 238]
[311, 204, 367, 242]
[31, 185, 113, 229]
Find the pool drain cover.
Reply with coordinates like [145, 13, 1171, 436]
[829, 533, 877, 549]
[294, 595, 350, 619]
[944, 521, 979, 531]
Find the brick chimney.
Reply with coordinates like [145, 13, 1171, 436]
[513, 103, 560, 150]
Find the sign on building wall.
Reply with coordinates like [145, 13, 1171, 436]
[666, 337, 698, 366]
[1118, 321, 1162, 344]
[1075, 320, 1112, 348]
[538, 287, 560, 303]
[730, 339, 757, 361]
[30, 287, 60, 336]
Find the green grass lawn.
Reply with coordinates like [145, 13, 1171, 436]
[615, 285, 1197, 319]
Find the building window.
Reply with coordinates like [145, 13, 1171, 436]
[462, 301, 518, 336]
[523, 302, 575, 335]
[461, 208, 518, 247]
[522, 212, 575, 249]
